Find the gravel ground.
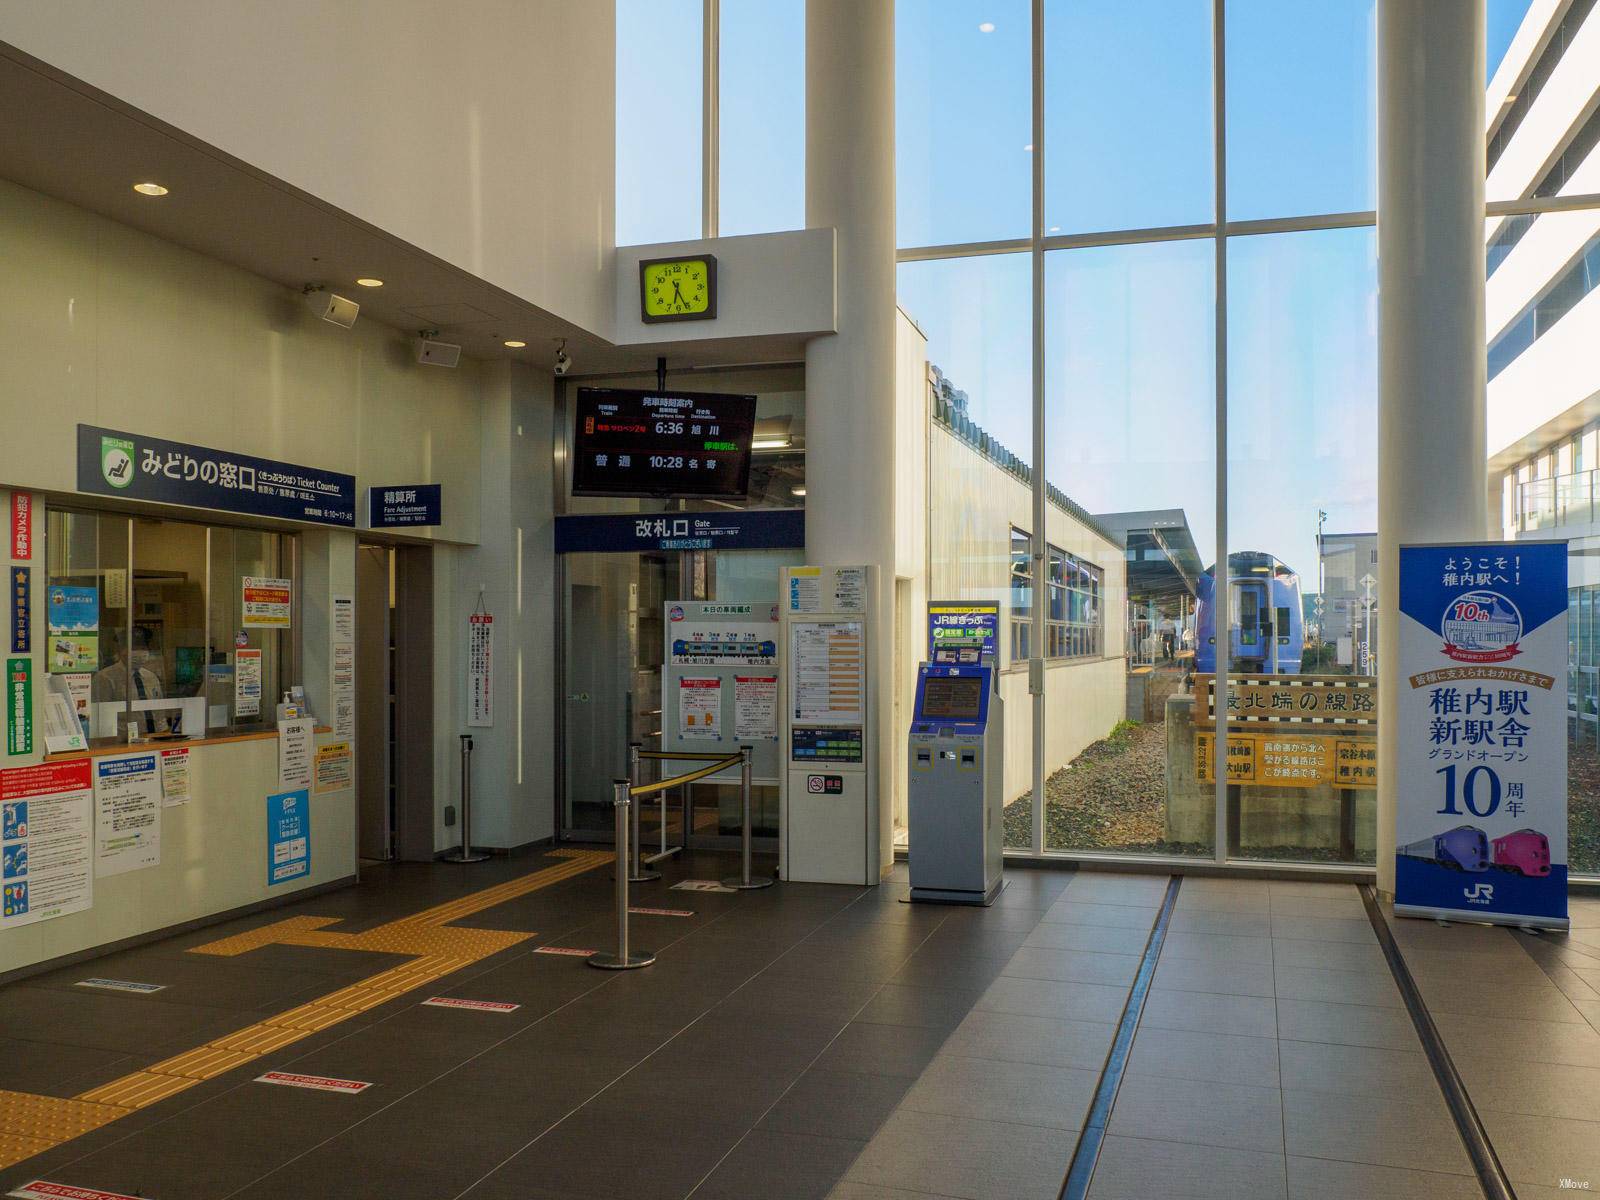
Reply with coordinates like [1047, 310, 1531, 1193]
[1007, 723, 1600, 872]
[1571, 745, 1600, 875]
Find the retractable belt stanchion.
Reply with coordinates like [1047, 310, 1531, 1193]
[722, 744, 774, 890]
[444, 733, 490, 864]
[627, 743, 660, 883]
[589, 780, 655, 970]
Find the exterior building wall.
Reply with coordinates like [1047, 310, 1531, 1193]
[926, 424, 1128, 804]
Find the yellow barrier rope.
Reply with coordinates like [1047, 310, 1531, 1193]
[637, 750, 744, 762]
[629, 754, 742, 797]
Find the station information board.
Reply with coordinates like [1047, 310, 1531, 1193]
[571, 388, 756, 499]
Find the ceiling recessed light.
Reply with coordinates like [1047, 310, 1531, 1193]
[132, 182, 168, 196]
[978, 21, 995, 32]
[791, 485, 807, 497]
[355, 277, 384, 288]
[503, 339, 527, 348]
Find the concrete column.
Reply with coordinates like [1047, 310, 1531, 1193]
[806, 0, 897, 875]
[1376, 0, 1487, 893]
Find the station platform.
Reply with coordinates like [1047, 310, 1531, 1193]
[0, 849, 1592, 1200]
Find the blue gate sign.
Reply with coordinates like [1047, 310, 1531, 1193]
[1395, 540, 1568, 929]
[77, 425, 356, 527]
[267, 789, 311, 885]
[554, 508, 803, 554]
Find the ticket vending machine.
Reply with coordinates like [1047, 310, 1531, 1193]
[908, 604, 1004, 904]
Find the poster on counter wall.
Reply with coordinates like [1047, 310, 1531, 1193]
[1, 759, 93, 929]
[314, 741, 353, 793]
[94, 753, 161, 877]
[11, 567, 30, 655]
[46, 585, 98, 673]
[1395, 540, 1569, 929]
[467, 611, 494, 727]
[11, 492, 33, 560]
[332, 643, 355, 740]
[267, 789, 310, 885]
[160, 747, 191, 807]
[242, 577, 292, 628]
[278, 718, 314, 790]
[678, 677, 722, 739]
[7, 658, 32, 756]
[235, 648, 263, 717]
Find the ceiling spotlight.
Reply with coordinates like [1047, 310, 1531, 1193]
[978, 21, 995, 32]
[133, 182, 169, 196]
[503, 339, 527, 348]
[302, 284, 359, 329]
[354, 277, 384, 288]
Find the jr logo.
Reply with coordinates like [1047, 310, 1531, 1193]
[1463, 882, 1495, 905]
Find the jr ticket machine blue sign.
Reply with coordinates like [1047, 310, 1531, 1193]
[908, 602, 1004, 904]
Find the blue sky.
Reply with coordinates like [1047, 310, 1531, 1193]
[620, 0, 1536, 586]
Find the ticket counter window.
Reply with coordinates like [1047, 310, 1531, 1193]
[46, 508, 292, 745]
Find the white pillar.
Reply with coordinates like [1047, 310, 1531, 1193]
[1376, 0, 1487, 893]
[806, 0, 897, 877]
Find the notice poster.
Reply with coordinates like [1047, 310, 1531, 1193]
[678, 677, 722, 739]
[1395, 541, 1568, 929]
[235, 648, 262, 717]
[467, 612, 494, 727]
[733, 675, 777, 739]
[159, 747, 191, 807]
[278, 718, 314, 790]
[267, 788, 310, 885]
[1, 759, 93, 929]
[242, 576, 292, 627]
[332, 643, 355, 740]
[94, 753, 161, 877]
[790, 620, 865, 726]
[314, 740, 353, 793]
[46, 585, 98, 673]
[332, 595, 355, 642]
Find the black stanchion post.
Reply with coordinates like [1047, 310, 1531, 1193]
[589, 780, 655, 970]
[445, 734, 489, 864]
[627, 743, 660, 883]
[723, 745, 773, 890]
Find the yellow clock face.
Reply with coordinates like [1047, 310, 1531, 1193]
[641, 257, 716, 322]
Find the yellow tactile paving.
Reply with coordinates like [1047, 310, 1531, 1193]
[0, 851, 612, 1171]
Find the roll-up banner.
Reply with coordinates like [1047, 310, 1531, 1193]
[1395, 540, 1568, 929]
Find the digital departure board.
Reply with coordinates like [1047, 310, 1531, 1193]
[920, 675, 984, 721]
[571, 388, 756, 499]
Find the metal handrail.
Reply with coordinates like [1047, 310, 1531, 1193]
[628, 754, 742, 798]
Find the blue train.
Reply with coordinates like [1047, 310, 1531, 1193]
[1399, 825, 1491, 872]
[1194, 551, 1304, 674]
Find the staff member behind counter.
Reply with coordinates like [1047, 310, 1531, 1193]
[92, 627, 167, 734]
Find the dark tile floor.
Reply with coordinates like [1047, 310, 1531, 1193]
[3, 847, 1596, 1200]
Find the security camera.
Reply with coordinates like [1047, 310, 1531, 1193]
[553, 339, 572, 376]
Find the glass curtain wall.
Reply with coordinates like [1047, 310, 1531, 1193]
[903, 0, 1381, 865]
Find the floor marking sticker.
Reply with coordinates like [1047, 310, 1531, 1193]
[629, 906, 695, 917]
[255, 1071, 371, 1094]
[74, 979, 166, 994]
[420, 997, 520, 1013]
[9, 1184, 147, 1199]
[534, 945, 598, 957]
[671, 879, 736, 893]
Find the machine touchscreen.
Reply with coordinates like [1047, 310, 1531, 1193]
[919, 675, 982, 721]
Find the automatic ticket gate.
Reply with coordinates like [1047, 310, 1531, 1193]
[907, 645, 1004, 905]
